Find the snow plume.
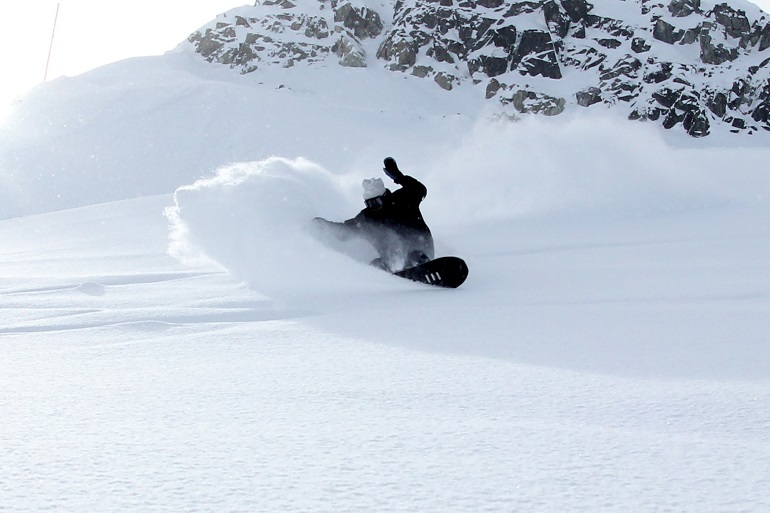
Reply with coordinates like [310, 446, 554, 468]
[166, 156, 396, 299]
[423, 113, 769, 226]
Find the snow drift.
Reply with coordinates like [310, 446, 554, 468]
[163, 110, 770, 304]
[165, 156, 410, 299]
[422, 114, 770, 226]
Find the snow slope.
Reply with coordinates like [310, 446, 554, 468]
[0, 50, 478, 220]
[2, 173, 770, 511]
[2, 7, 770, 511]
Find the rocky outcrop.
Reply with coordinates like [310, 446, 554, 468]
[188, 0, 383, 71]
[187, 0, 770, 137]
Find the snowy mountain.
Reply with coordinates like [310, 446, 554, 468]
[2, 0, 770, 220]
[189, 0, 770, 137]
[2, 2, 770, 511]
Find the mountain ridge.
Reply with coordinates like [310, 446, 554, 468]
[188, 0, 770, 137]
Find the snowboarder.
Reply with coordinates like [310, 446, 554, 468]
[313, 157, 434, 272]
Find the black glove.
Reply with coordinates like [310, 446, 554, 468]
[383, 157, 404, 183]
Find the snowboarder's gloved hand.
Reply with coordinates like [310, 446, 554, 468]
[383, 157, 404, 183]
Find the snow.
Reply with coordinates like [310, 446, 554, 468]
[2, 10, 770, 512]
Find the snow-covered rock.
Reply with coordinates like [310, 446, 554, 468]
[188, 0, 770, 137]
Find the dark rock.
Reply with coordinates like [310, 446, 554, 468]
[653, 19, 681, 44]
[561, 0, 591, 23]
[597, 38, 622, 49]
[485, 78, 502, 99]
[474, 24, 518, 52]
[576, 86, 602, 106]
[504, 2, 542, 17]
[514, 30, 562, 79]
[377, 37, 419, 68]
[699, 28, 739, 65]
[668, 0, 700, 18]
[680, 28, 699, 45]
[652, 87, 680, 108]
[631, 37, 651, 53]
[543, 0, 571, 38]
[562, 46, 605, 69]
[507, 90, 566, 116]
[427, 44, 455, 63]
[477, 0, 504, 7]
[599, 56, 642, 81]
[729, 79, 751, 110]
[750, 80, 770, 123]
[644, 61, 673, 83]
[712, 3, 751, 40]
[332, 36, 367, 67]
[468, 55, 510, 77]
[335, 3, 384, 39]
[235, 16, 251, 28]
[760, 23, 770, 51]
[683, 109, 710, 137]
[434, 72, 456, 90]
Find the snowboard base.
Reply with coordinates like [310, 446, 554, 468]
[393, 256, 468, 288]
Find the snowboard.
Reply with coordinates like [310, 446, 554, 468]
[393, 256, 469, 288]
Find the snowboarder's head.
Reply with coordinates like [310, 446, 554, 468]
[362, 178, 386, 210]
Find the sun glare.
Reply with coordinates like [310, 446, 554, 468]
[0, 1, 244, 123]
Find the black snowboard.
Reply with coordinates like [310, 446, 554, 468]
[393, 256, 469, 288]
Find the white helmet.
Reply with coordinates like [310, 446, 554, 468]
[362, 177, 386, 200]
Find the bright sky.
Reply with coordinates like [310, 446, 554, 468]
[2, 0, 770, 120]
[0, 1, 246, 119]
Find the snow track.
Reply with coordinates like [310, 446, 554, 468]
[2, 187, 770, 512]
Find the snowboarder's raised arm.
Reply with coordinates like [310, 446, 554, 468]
[382, 157, 427, 201]
[395, 174, 427, 200]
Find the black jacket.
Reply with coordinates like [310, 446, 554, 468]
[335, 175, 434, 270]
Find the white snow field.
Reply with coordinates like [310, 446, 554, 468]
[3, 156, 770, 511]
[2, 14, 770, 512]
